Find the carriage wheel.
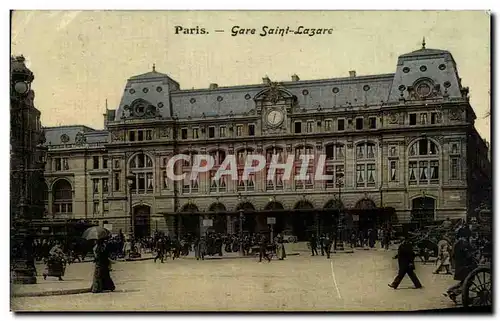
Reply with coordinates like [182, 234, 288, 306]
[462, 267, 492, 307]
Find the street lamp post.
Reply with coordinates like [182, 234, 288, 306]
[335, 173, 345, 251]
[11, 56, 37, 284]
[238, 193, 244, 256]
[126, 174, 136, 255]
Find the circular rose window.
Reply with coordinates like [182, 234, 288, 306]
[416, 82, 432, 98]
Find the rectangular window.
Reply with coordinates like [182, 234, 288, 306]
[102, 178, 108, 193]
[369, 117, 377, 129]
[208, 126, 215, 138]
[181, 128, 188, 140]
[114, 172, 120, 191]
[93, 179, 99, 194]
[356, 164, 365, 186]
[431, 112, 441, 124]
[325, 166, 334, 188]
[62, 158, 69, 170]
[420, 113, 427, 125]
[146, 173, 153, 191]
[137, 130, 144, 141]
[236, 125, 243, 137]
[102, 157, 108, 169]
[219, 126, 226, 137]
[367, 164, 376, 186]
[103, 201, 109, 214]
[419, 161, 428, 182]
[93, 201, 100, 214]
[306, 121, 314, 133]
[337, 119, 345, 131]
[93, 156, 99, 169]
[145, 130, 152, 140]
[294, 121, 302, 134]
[409, 114, 417, 125]
[192, 128, 199, 139]
[451, 157, 459, 180]
[335, 165, 345, 186]
[325, 120, 332, 131]
[162, 170, 168, 188]
[430, 161, 439, 183]
[409, 161, 417, 184]
[138, 173, 145, 191]
[55, 158, 62, 171]
[335, 145, 344, 160]
[355, 118, 364, 130]
[129, 131, 135, 142]
[390, 161, 397, 181]
[248, 124, 255, 136]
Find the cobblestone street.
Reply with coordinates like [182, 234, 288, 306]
[11, 246, 457, 311]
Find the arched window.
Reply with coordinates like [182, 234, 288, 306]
[52, 179, 72, 215]
[324, 143, 345, 189]
[237, 148, 255, 192]
[129, 153, 154, 194]
[209, 149, 227, 193]
[266, 146, 285, 191]
[294, 145, 314, 190]
[356, 142, 376, 188]
[408, 138, 439, 185]
[181, 151, 199, 194]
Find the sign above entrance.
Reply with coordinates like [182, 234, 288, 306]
[267, 217, 276, 225]
[203, 219, 213, 227]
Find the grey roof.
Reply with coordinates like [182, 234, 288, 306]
[129, 70, 171, 81]
[400, 48, 451, 58]
[171, 74, 394, 119]
[43, 125, 109, 146]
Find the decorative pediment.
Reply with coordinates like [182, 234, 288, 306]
[254, 82, 296, 105]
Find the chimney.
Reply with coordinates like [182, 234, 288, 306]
[262, 76, 271, 85]
[209, 83, 218, 90]
[349, 70, 357, 77]
[291, 74, 300, 82]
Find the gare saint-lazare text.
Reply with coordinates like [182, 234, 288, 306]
[173, 26, 334, 37]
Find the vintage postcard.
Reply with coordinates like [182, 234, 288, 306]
[10, 10, 491, 312]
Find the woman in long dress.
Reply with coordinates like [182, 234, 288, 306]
[275, 234, 286, 260]
[91, 238, 115, 293]
[43, 241, 66, 281]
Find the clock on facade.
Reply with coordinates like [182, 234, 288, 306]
[266, 109, 284, 126]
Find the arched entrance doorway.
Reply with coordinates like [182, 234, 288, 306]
[180, 203, 200, 237]
[354, 198, 377, 231]
[411, 197, 436, 227]
[133, 205, 151, 239]
[235, 202, 256, 234]
[292, 200, 315, 241]
[208, 202, 227, 234]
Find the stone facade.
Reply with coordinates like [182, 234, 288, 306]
[41, 45, 491, 237]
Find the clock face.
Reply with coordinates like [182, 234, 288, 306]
[266, 110, 284, 126]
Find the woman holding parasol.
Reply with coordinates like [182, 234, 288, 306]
[82, 226, 116, 293]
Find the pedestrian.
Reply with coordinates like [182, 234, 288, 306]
[444, 233, 476, 303]
[320, 234, 326, 256]
[275, 233, 286, 260]
[433, 241, 452, 275]
[310, 234, 318, 256]
[197, 236, 207, 260]
[154, 237, 166, 263]
[388, 237, 423, 289]
[91, 238, 115, 293]
[324, 233, 333, 259]
[42, 240, 66, 281]
[259, 234, 271, 263]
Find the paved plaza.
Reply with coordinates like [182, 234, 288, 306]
[11, 245, 457, 312]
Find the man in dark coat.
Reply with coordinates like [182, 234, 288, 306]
[445, 235, 476, 302]
[258, 234, 271, 263]
[388, 238, 423, 289]
[310, 234, 319, 256]
[320, 234, 326, 256]
[154, 237, 166, 263]
[323, 233, 333, 259]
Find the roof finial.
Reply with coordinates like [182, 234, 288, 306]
[422, 37, 426, 49]
[152, 63, 156, 72]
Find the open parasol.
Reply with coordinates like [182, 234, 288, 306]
[82, 226, 111, 240]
